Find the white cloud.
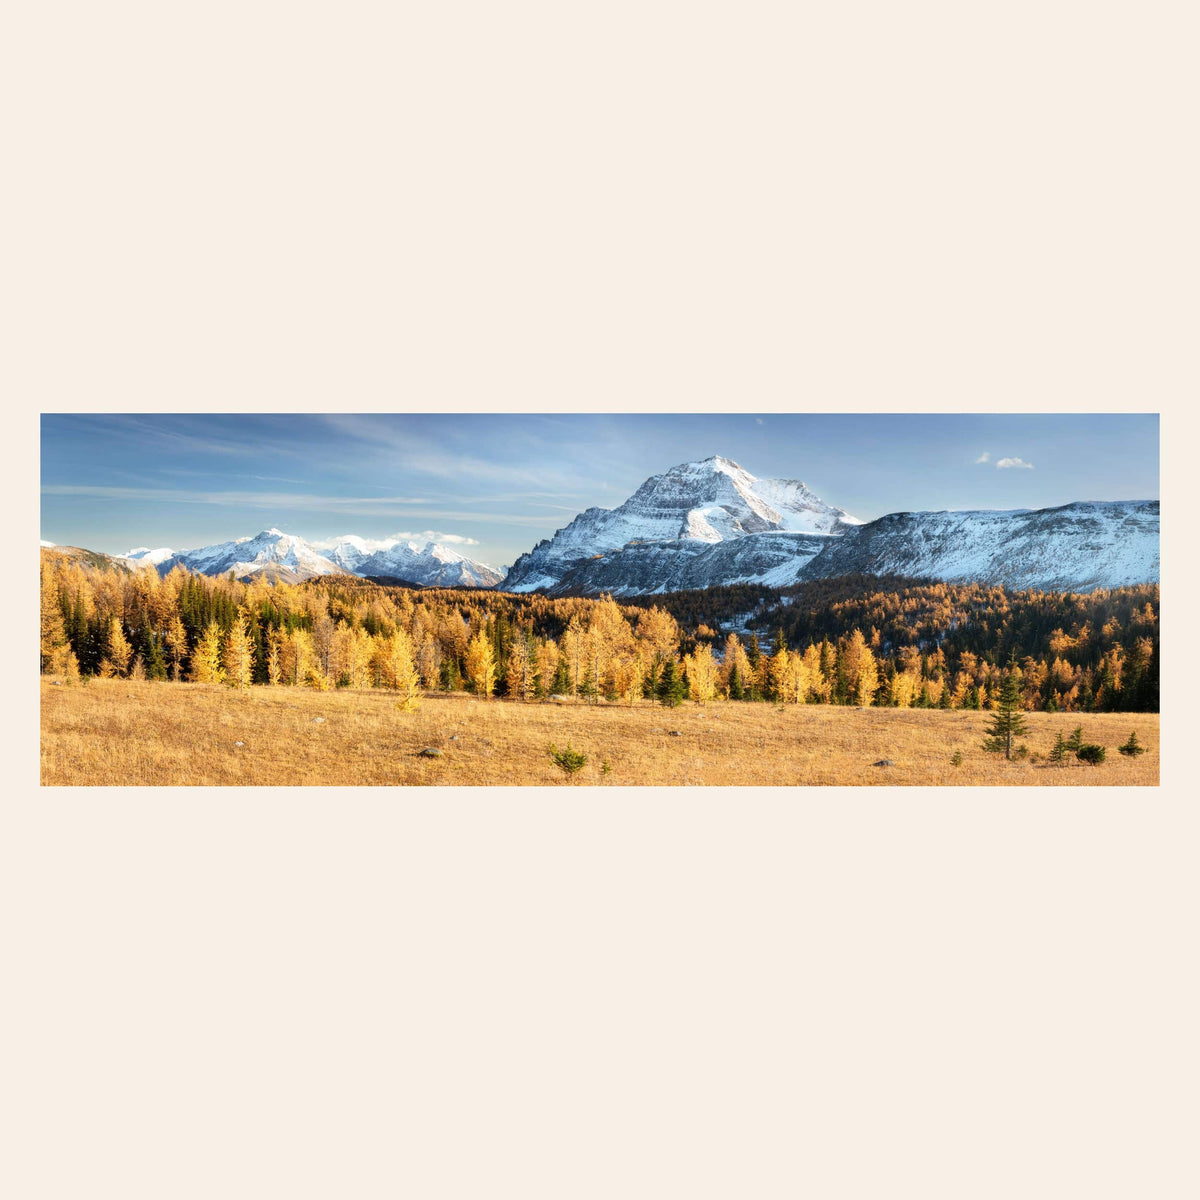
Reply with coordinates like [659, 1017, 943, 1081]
[755, 417, 764, 425]
[311, 530, 480, 551]
[391, 530, 480, 546]
[996, 457, 1034, 470]
[974, 451, 991, 463]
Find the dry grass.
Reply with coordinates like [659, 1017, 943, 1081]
[40, 678, 1160, 787]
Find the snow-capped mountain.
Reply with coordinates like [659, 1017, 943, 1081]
[502, 456, 1159, 596]
[504, 456, 860, 592]
[122, 546, 178, 567]
[143, 529, 346, 582]
[799, 501, 1160, 592]
[318, 535, 504, 587]
[116, 528, 504, 586]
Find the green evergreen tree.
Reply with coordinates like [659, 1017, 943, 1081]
[1048, 730, 1069, 766]
[142, 627, 168, 680]
[728, 661, 744, 701]
[656, 658, 687, 707]
[1117, 730, 1147, 757]
[981, 658, 1030, 760]
[744, 635, 762, 701]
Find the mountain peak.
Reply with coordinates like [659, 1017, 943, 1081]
[503, 455, 859, 591]
[672, 455, 749, 475]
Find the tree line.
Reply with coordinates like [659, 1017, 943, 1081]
[39, 552, 1158, 711]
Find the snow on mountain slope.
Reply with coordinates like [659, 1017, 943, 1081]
[157, 529, 347, 581]
[354, 540, 504, 587]
[546, 531, 839, 596]
[122, 546, 178, 567]
[799, 501, 1159, 591]
[504, 456, 858, 592]
[114, 528, 504, 586]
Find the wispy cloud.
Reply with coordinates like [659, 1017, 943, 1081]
[996, 457, 1034, 470]
[318, 415, 557, 488]
[68, 415, 279, 460]
[40, 484, 563, 527]
[311, 530, 480, 548]
[42, 485, 426, 509]
[975, 451, 991, 463]
[755, 417, 765, 425]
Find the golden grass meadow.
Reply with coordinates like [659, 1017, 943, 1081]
[41, 678, 1159, 788]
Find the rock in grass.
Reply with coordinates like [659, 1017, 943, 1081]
[312, 717, 326, 724]
[668, 731, 682, 737]
[417, 747, 443, 758]
[872, 759, 896, 767]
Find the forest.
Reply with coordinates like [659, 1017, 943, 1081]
[39, 551, 1159, 712]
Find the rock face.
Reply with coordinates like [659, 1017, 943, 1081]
[545, 531, 837, 596]
[504, 456, 860, 592]
[799, 501, 1160, 592]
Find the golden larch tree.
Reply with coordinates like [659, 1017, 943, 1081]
[265, 627, 284, 686]
[683, 643, 719, 704]
[222, 615, 255, 689]
[40, 561, 71, 674]
[535, 638, 559, 697]
[189, 620, 225, 684]
[464, 630, 496, 699]
[719, 633, 752, 696]
[768, 646, 795, 703]
[99, 616, 133, 678]
[505, 636, 536, 702]
[381, 629, 420, 710]
[801, 644, 827, 702]
[840, 629, 879, 706]
[165, 615, 189, 682]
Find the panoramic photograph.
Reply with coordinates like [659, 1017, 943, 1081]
[39, 412, 1159, 786]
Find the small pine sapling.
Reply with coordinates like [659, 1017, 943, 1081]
[1076, 744, 1106, 767]
[950, 751, 963, 767]
[1064, 726, 1084, 752]
[548, 741, 587, 775]
[981, 657, 1030, 761]
[1117, 731, 1147, 756]
[1048, 731, 1069, 765]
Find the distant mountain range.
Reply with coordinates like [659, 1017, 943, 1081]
[503, 456, 1158, 595]
[43, 455, 1159, 594]
[119, 528, 504, 587]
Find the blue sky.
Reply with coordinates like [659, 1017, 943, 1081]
[41, 413, 1159, 567]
